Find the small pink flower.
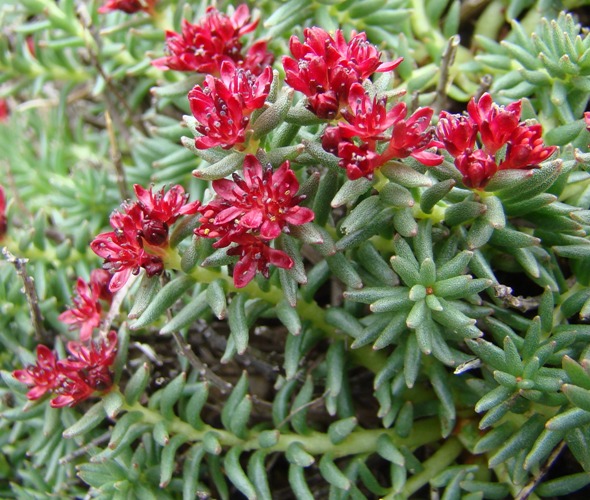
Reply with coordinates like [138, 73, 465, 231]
[283, 28, 402, 119]
[500, 124, 556, 170]
[91, 204, 163, 292]
[13, 345, 63, 400]
[152, 5, 273, 76]
[337, 141, 383, 181]
[59, 331, 118, 392]
[58, 270, 113, 341]
[134, 184, 200, 245]
[436, 111, 478, 158]
[53, 331, 118, 408]
[134, 184, 200, 225]
[98, 0, 156, 14]
[382, 106, 443, 166]
[454, 149, 498, 189]
[13, 333, 118, 408]
[0, 100, 8, 122]
[49, 373, 95, 408]
[209, 155, 314, 240]
[467, 93, 521, 155]
[196, 155, 312, 287]
[188, 63, 272, 150]
[339, 84, 402, 142]
[227, 233, 293, 288]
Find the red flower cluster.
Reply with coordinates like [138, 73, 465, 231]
[196, 155, 314, 287]
[13, 331, 117, 408]
[0, 99, 8, 122]
[436, 93, 556, 189]
[98, 0, 156, 15]
[188, 61, 272, 150]
[58, 269, 113, 342]
[283, 28, 402, 119]
[322, 83, 443, 180]
[91, 184, 199, 291]
[152, 5, 273, 76]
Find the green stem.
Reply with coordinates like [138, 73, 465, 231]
[124, 399, 441, 457]
[398, 437, 464, 498]
[2, 236, 95, 268]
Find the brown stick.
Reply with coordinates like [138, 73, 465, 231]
[2, 248, 50, 345]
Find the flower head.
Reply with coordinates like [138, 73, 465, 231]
[437, 94, 555, 190]
[283, 28, 402, 119]
[0, 100, 8, 122]
[14, 332, 118, 408]
[227, 233, 293, 288]
[196, 155, 312, 287]
[454, 149, 498, 189]
[188, 63, 272, 150]
[58, 270, 113, 341]
[436, 111, 478, 157]
[91, 204, 163, 292]
[501, 124, 556, 170]
[134, 184, 200, 225]
[152, 5, 272, 76]
[98, 0, 156, 14]
[209, 155, 314, 240]
[59, 331, 118, 392]
[13, 345, 63, 400]
[336, 141, 384, 181]
[467, 93, 521, 155]
[339, 83, 402, 142]
[383, 106, 443, 166]
[134, 183, 200, 245]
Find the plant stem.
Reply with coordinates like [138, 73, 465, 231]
[124, 399, 442, 457]
[398, 437, 464, 498]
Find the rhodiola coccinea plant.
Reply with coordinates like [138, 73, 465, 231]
[2, 1, 590, 499]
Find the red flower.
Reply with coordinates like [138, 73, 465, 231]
[58, 270, 113, 341]
[98, 0, 156, 14]
[336, 141, 384, 181]
[454, 149, 498, 189]
[49, 373, 95, 408]
[188, 63, 272, 150]
[227, 233, 293, 288]
[500, 124, 556, 170]
[339, 83, 403, 142]
[209, 155, 314, 240]
[59, 331, 118, 391]
[13, 333, 118, 408]
[52, 331, 118, 408]
[283, 28, 402, 119]
[242, 40, 275, 77]
[0, 100, 8, 122]
[0, 185, 6, 240]
[382, 106, 443, 166]
[196, 155, 312, 287]
[467, 93, 521, 155]
[436, 111, 478, 157]
[134, 184, 200, 225]
[152, 5, 272, 76]
[91, 204, 163, 292]
[585, 112, 590, 132]
[134, 183, 200, 245]
[13, 345, 63, 400]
